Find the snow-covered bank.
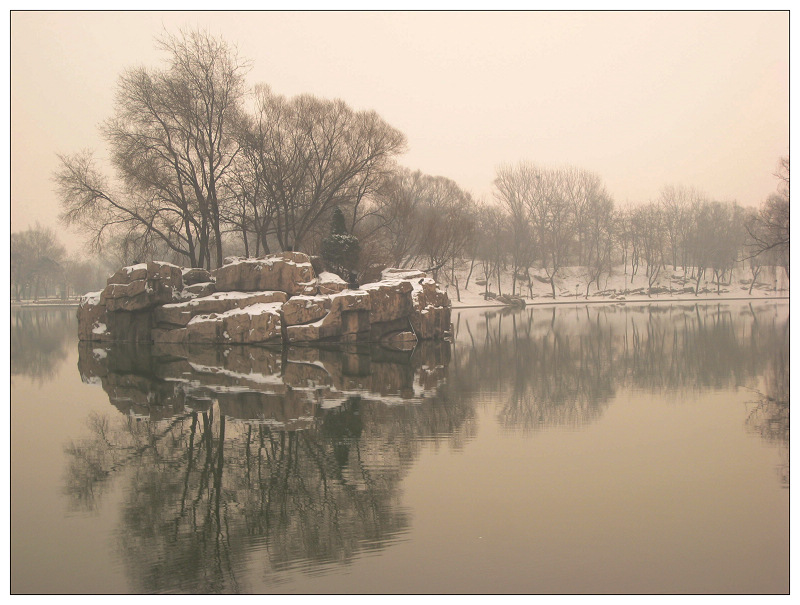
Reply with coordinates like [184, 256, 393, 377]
[444, 264, 789, 309]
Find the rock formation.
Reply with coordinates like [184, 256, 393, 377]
[78, 253, 451, 346]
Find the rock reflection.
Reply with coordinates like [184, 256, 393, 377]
[69, 340, 469, 593]
[11, 307, 75, 382]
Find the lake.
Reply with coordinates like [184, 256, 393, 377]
[10, 301, 789, 594]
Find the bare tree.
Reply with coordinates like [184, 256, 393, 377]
[241, 86, 406, 254]
[494, 167, 535, 296]
[581, 191, 615, 297]
[56, 29, 250, 268]
[474, 204, 508, 297]
[524, 165, 574, 298]
[413, 175, 476, 281]
[11, 223, 66, 300]
[658, 184, 699, 272]
[631, 203, 666, 295]
[370, 168, 475, 280]
[562, 167, 607, 266]
[370, 168, 428, 268]
[746, 157, 789, 278]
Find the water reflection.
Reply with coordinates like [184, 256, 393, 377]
[58, 301, 788, 592]
[450, 302, 788, 432]
[68, 340, 469, 593]
[744, 316, 789, 486]
[11, 307, 75, 382]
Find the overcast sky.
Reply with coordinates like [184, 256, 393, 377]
[10, 10, 789, 253]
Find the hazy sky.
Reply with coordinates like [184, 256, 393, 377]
[10, 10, 789, 253]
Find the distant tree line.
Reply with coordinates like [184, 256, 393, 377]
[472, 159, 788, 299]
[52, 28, 788, 292]
[11, 223, 110, 301]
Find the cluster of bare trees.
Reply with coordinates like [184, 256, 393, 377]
[465, 158, 789, 299]
[10, 223, 110, 300]
[55, 29, 462, 280]
[53, 29, 787, 292]
[11, 223, 65, 300]
[490, 163, 615, 298]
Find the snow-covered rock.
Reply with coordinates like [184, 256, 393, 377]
[154, 290, 287, 328]
[361, 279, 414, 324]
[317, 271, 348, 295]
[77, 290, 109, 341]
[282, 295, 332, 326]
[181, 267, 214, 285]
[77, 261, 452, 345]
[213, 252, 317, 296]
[285, 290, 371, 342]
[186, 302, 284, 345]
[409, 277, 451, 340]
[102, 260, 183, 312]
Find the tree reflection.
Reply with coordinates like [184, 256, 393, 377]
[451, 302, 788, 433]
[744, 314, 789, 486]
[67, 340, 469, 593]
[11, 307, 75, 383]
[63, 301, 788, 591]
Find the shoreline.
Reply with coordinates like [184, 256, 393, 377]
[11, 294, 789, 312]
[451, 294, 789, 310]
[12, 301, 80, 308]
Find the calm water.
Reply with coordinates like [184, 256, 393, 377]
[11, 302, 789, 594]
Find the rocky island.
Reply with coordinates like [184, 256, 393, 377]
[77, 252, 452, 347]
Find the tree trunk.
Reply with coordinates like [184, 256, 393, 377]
[465, 257, 475, 289]
[694, 267, 704, 296]
[450, 258, 461, 303]
[749, 265, 761, 295]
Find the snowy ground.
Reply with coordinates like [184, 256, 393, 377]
[443, 264, 790, 308]
[10, 264, 789, 311]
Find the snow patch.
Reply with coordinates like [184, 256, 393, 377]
[220, 302, 284, 318]
[92, 322, 107, 335]
[165, 290, 284, 309]
[187, 362, 285, 387]
[80, 291, 102, 307]
[318, 272, 346, 284]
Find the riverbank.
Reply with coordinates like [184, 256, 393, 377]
[446, 264, 789, 309]
[11, 300, 80, 308]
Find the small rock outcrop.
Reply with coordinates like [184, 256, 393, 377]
[78, 252, 452, 346]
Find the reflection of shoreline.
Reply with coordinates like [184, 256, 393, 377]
[452, 295, 790, 310]
[451, 301, 789, 432]
[11, 307, 76, 382]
